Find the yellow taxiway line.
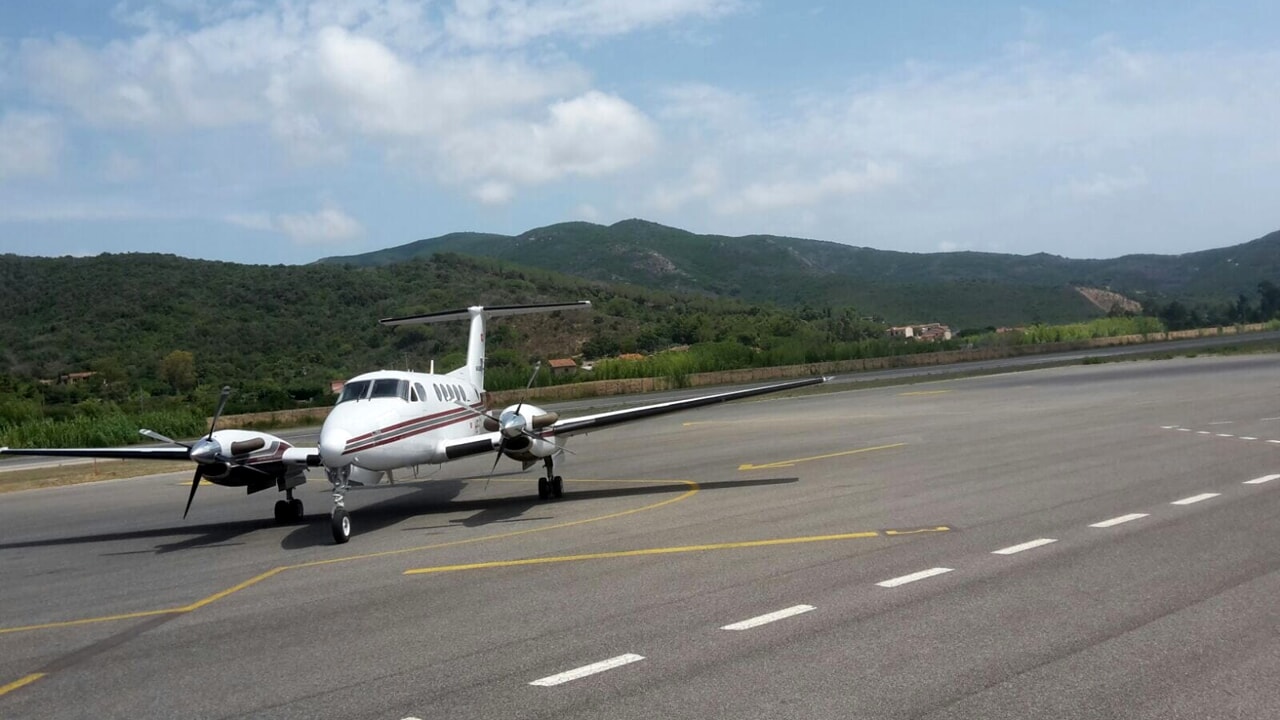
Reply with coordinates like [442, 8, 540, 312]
[0, 673, 46, 696]
[0, 479, 699, 637]
[0, 478, 700, 697]
[404, 530, 892, 575]
[738, 442, 906, 471]
[0, 475, 951, 699]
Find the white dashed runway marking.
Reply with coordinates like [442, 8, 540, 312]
[1089, 513, 1148, 528]
[876, 567, 953, 588]
[1171, 492, 1220, 505]
[721, 604, 815, 630]
[529, 654, 645, 687]
[991, 538, 1057, 555]
[1245, 474, 1280, 485]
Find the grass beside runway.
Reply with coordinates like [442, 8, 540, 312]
[0, 459, 194, 493]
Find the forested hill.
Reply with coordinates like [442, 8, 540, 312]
[0, 252, 881, 399]
[321, 219, 1280, 320]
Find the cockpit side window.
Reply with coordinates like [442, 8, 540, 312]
[336, 380, 371, 404]
[414, 383, 427, 403]
[371, 378, 408, 401]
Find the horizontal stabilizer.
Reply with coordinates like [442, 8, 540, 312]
[380, 301, 591, 326]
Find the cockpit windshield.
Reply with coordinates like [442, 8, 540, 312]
[336, 380, 371, 404]
[370, 378, 409, 401]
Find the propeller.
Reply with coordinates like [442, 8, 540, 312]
[181, 386, 232, 519]
[485, 362, 542, 481]
[138, 386, 256, 519]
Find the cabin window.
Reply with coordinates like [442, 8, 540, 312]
[433, 384, 443, 402]
[371, 378, 409, 401]
[414, 383, 427, 403]
[336, 380, 371, 404]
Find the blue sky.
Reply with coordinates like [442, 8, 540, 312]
[1, 1, 1277, 265]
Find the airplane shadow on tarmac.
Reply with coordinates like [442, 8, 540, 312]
[276, 475, 801, 549]
[0, 476, 800, 554]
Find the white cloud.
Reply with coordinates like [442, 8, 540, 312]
[225, 207, 364, 245]
[473, 181, 515, 205]
[648, 158, 723, 211]
[444, 0, 743, 48]
[276, 207, 364, 245]
[224, 212, 275, 231]
[443, 91, 659, 191]
[1060, 167, 1148, 199]
[0, 112, 62, 179]
[720, 163, 904, 214]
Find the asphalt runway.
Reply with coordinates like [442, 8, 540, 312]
[3, 354, 1280, 719]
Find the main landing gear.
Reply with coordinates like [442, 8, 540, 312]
[537, 456, 564, 500]
[272, 489, 304, 524]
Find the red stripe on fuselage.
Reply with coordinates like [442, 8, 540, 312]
[342, 406, 481, 455]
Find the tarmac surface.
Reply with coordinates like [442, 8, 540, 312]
[3, 354, 1280, 719]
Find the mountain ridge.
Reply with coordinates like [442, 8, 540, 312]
[320, 219, 1280, 327]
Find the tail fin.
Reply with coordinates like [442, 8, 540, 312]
[380, 302, 591, 390]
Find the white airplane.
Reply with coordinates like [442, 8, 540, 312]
[1, 302, 826, 544]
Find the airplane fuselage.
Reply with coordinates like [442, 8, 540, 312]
[318, 369, 489, 476]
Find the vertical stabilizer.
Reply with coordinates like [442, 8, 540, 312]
[379, 301, 592, 392]
[465, 306, 486, 390]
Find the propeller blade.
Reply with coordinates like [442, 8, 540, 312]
[183, 467, 203, 519]
[485, 438, 506, 492]
[140, 428, 189, 448]
[513, 361, 541, 417]
[206, 386, 232, 439]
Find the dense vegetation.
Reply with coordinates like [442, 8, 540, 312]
[1143, 281, 1280, 331]
[0, 252, 889, 444]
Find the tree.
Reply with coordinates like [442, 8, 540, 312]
[159, 350, 197, 393]
[1259, 281, 1280, 320]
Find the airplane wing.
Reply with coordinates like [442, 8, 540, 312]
[432, 377, 826, 462]
[548, 376, 827, 438]
[0, 446, 191, 461]
[0, 442, 320, 465]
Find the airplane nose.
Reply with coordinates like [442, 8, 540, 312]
[319, 426, 351, 467]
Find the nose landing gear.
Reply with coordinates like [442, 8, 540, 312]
[327, 465, 352, 544]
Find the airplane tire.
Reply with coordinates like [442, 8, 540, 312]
[289, 498, 304, 521]
[537, 477, 549, 499]
[551, 476, 564, 498]
[273, 500, 289, 524]
[331, 508, 351, 544]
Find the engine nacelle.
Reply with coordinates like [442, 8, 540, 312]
[502, 435, 559, 463]
[484, 404, 559, 433]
